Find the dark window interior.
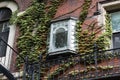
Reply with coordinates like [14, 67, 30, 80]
[0, 8, 11, 57]
[54, 28, 67, 48]
[0, 8, 12, 22]
[112, 32, 120, 49]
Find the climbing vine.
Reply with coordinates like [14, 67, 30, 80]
[76, 0, 112, 54]
[10, 10, 18, 24]
[14, 0, 112, 63]
[76, 0, 94, 54]
[13, 0, 113, 79]
[47, 0, 93, 78]
[16, 0, 63, 66]
[96, 14, 112, 49]
[45, 0, 113, 79]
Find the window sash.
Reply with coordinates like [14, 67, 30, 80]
[0, 8, 12, 22]
[112, 32, 120, 48]
[111, 11, 120, 33]
[0, 31, 9, 57]
[0, 22, 9, 57]
[53, 31, 68, 48]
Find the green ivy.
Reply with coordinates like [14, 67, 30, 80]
[47, 61, 75, 79]
[45, 0, 112, 78]
[13, 0, 112, 78]
[76, 0, 112, 54]
[47, 0, 93, 78]
[16, 0, 63, 66]
[68, 65, 114, 78]
[10, 10, 18, 24]
[76, 0, 94, 54]
[96, 14, 112, 49]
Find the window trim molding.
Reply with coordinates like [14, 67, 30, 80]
[98, 1, 120, 26]
[53, 26, 68, 34]
[48, 17, 77, 55]
[49, 20, 69, 53]
[99, 1, 120, 49]
[0, 1, 18, 12]
[0, 1, 18, 69]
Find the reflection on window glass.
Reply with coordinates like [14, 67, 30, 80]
[111, 11, 120, 32]
[0, 22, 9, 57]
[54, 28, 67, 48]
[0, 8, 11, 57]
[0, 22, 9, 32]
[113, 32, 120, 48]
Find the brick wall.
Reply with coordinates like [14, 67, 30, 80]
[10, 0, 99, 71]
[15, 0, 32, 12]
[9, 0, 32, 71]
[54, 0, 98, 20]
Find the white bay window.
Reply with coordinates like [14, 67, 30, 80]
[48, 18, 77, 55]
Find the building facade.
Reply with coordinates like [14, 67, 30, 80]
[1, 0, 120, 80]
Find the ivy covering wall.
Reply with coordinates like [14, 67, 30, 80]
[15, 0, 63, 65]
[76, 0, 112, 54]
[40, 0, 112, 79]
[13, 0, 112, 74]
[14, 0, 112, 65]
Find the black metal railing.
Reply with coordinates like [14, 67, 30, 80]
[23, 47, 120, 80]
[0, 37, 25, 80]
[1, 33, 120, 80]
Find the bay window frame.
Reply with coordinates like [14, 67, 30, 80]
[48, 17, 77, 55]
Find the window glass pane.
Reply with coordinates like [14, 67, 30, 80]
[0, 8, 11, 57]
[113, 32, 120, 48]
[54, 28, 67, 48]
[0, 22, 9, 33]
[0, 22, 9, 57]
[111, 11, 120, 32]
[0, 24, 3, 32]
[56, 28, 65, 33]
[0, 8, 12, 22]
[0, 31, 9, 57]
[2, 22, 9, 32]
